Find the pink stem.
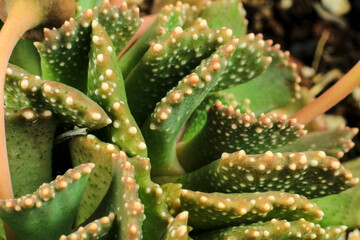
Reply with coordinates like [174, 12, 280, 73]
[292, 61, 360, 125]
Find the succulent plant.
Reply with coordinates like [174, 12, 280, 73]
[1, 0, 360, 240]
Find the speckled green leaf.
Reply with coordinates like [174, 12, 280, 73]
[59, 213, 115, 240]
[36, 1, 140, 92]
[69, 134, 119, 226]
[0, 164, 94, 240]
[142, 34, 273, 176]
[180, 92, 249, 142]
[4, 64, 111, 130]
[275, 126, 358, 159]
[177, 102, 307, 172]
[141, 38, 236, 176]
[312, 157, 360, 229]
[88, 20, 146, 157]
[5, 107, 55, 198]
[163, 184, 324, 231]
[192, 219, 347, 240]
[170, 151, 358, 198]
[125, 20, 234, 125]
[9, 38, 41, 76]
[129, 156, 172, 240]
[120, 2, 195, 78]
[163, 211, 191, 240]
[75, 0, 104, 17]
[224, 39, 301, 114]
[197, 0, 247, 36]
[89, 153, 145, 240]
[211, 33, 271, 91]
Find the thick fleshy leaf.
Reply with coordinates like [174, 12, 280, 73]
[163, 184, 324, 231]
[169, 150, 359, 198]
[275, 126, 358, 159]
[4, 64, 111, 130]
[0, 164, 94, 240]
[89, 153, 145, 240]
[312, 157, 360, 229]
[224, 39, 302, 114]
[125, 20, 234, 125]
[164, 211, 191, 240]
[181, 92, 246, 142]
[142, 35, 271, 176]
[141, 38, 235, 176]
[0, 224, 4, 240]
[180, 92, 246, 142]
[69, 134, 119, 226]
[9, 38, 41, 76]
[75, 0, 104, 17]
[210, 34, 272, 92]
[59, 213, 115, 240]
[0, 225, 4, 240]
[129, 156, 172, 240]
[70, 134, 170, 239]
[36, 1, 141, 92]
[192, 219, 347, 240]
[197, 0, 247, 36]
[88, 20, 146, 156]
[120, 2, 196, 78]
[177, 102, 307, 172]
[5, 107, 55, 198]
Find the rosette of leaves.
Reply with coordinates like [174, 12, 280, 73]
[0, 0, 360, 240]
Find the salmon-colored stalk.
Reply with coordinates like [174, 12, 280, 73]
[292, 61, 360, 125]
[0, 0, 43, 200]
[0, 1, 75, 239]
[0, 4, 43, 239]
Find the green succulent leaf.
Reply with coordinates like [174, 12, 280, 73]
[70, 134, 170, 239]
[141, 38, 236, 176]
[125, 20, 234, 125]
[89, 153, 145, 240]
[5, 107, 56, 198]
[192, 219, 347, 240]
[163, 184, 324, 231]
[142, 33, 274, 176]
[88, 20, 146, 156]
[69, 134, 119, 226]
[224, 40, 301, 114]
[312, 157, 360, 229]
[129, 156, 172, 240]
[59, 213, 115, 240]
[0, 1, 355, 239]
[36, 1, 141, 92]
[75, 0, 104, 17]
[180, 92, 247, 142]
[0, 164, 94, 240]
[275, 126, 358, 159]
[163, 211, 191, 240]
[0, 225, 4, 240]
[197, 0, 247, 36]
[169, 150, 358, 198]
[4, 64, 111, 130]
[177, 102, 307, 172]
[9, 38, 41, 76]
[119, 2, 196, 78]
[210, 33, 271, 92]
